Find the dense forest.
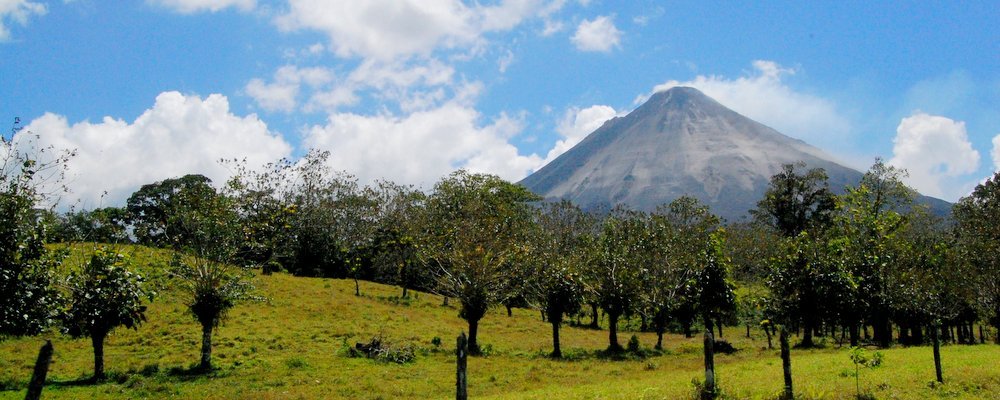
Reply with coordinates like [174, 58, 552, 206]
[4, 136, 999, 398]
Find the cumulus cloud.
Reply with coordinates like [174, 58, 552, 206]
[302, 102, 541, 187]
[571, 15, 621, 52]
[245, 65, 335, 113]
[0, 0, 46, 41]
[538, 105, 617, 167]
[276, 0, 564, 62]
[649, 60, 852, 154]
[147, 0, 255, 13]
[888, 113, 979, 200]
[992, 134, 1000, 171]
[22, 91, 292, 207]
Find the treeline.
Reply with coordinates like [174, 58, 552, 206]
[5, 138, 1000, 395]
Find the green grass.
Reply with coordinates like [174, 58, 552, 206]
[1, 244, 998, 399]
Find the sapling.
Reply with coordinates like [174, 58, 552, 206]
[849, 346, 883, 399]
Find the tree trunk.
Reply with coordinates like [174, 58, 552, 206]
[912, 324, 924, 344]
[764, 325, 773, 349]
[506, 305, 513, 317]
[92, 331, 107, 381]
[716, 321, 724, 339]
[551, 322, 562, 358]
[401, 285, 408, 298]
[932, 324, 943, 383]
[354, 276, 360, 296]
[200, 323, 213, 370]
[467, 319, 480, 355]
[540, 309, 546, 322]
[994, 319, 1000, 344]
[607, 312, 621, 351]
[979, 325, 986, 344]
[590, 303, 600, 329]
[656, 331, 664, 350]
[684, 321, 693, 339]
[443, 296, 449, 306]
[703, 325, 716, 398]
[780, 327, 794, 400]
[746, 324, 751, 339]
[801, 319, 814, 347]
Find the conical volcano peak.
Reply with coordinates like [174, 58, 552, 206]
[632, 86, 731, 121]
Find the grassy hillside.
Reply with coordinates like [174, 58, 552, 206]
[1, 244, 998, 399]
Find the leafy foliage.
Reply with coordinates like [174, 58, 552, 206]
[415, 170, 538, 354]
[1, 118, 71, 338]
[62, 248, 154, 379]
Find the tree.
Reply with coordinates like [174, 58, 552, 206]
[62, 248, 153, 380]
[752, 163, 836, 347]
[835, 159, 913, 348]
[125, 174, 217, 247]
[590, 206, 649, 352]
[642, 197, 719, 349]
[953, 171, 1000, 343]
[415, 171, 538, 355]
[892, 211, 967, 382]
[1, 118, 71, 338]
[223, 157, 296, 272]
[527, 200, 593, 357]
[368, 180, 428, 297]
[50, 207, 130, 243]
[167, 183, 259, 370]
[751, 163, 836, 238]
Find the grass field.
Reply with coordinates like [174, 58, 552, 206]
[1, 244, 998, 399]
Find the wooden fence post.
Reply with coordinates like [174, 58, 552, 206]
[457, 332, 468, 400]
[24, 340, 53, 400]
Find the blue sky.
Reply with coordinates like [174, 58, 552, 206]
[1, 0, 997, 207]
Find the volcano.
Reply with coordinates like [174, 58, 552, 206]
[519, 86, 949, 221]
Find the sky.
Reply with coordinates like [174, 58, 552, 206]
[1, 0, 998, 208]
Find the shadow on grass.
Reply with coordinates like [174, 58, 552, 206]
[536, 347, 668, 362]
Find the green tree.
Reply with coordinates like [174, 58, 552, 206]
[953, 171, 1000, 343]
[368, 180, 428, 297]
[49, 207, 130, 243]
[528, 200, 593, 357]
[752, 163, 836, 347]
[125, 174, 217, 247]
[590, 206, 649, 352]
[62, 248, 154, 380]
[1, 119, 71, 338]
[167, 183, 259, 370]
[835, 159, 913, 348]
[415, 171, 537, 355]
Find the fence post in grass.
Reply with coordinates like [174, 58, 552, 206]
[703, 326, 716, 399]
[457, 332, 468, 400]
[24, 340, 53, 400]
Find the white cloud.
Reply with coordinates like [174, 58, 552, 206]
[571, 15, 621, 52]
[888, 113, 979, 200]
[245, 65, 334, 113]
[541, 19, 564, 36]
[992, 134, 1000, 171]
[538, 105, 617, 167]
[649, 60, 853, 155]
[498, 49, 515, 73]
[276, 0, 564, 62]
[302, 102, 541, 187]
[22, 91, 292, 207]
[147, 0, 255, 13]
[0, 0, 46, 41]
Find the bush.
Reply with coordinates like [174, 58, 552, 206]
[713, 339, 737, 354]
[349, 335, 416, 364]
[627, 334, 641, 353]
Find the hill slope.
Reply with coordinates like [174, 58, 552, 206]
[0, 245, 995, 399]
